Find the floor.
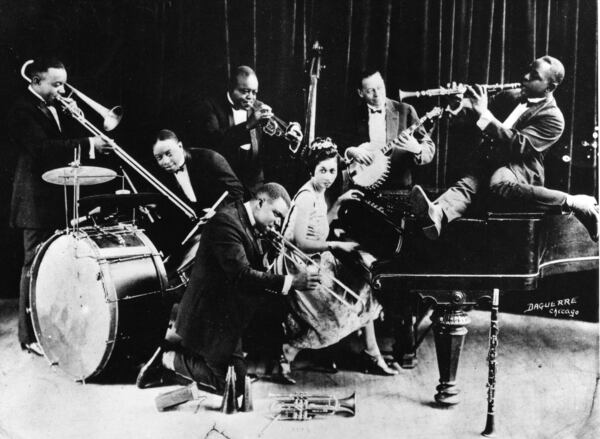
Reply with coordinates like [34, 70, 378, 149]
[0, 298, 598, 439]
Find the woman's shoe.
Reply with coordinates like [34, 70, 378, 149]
[360, 351, 398, 376]
[276, 355, 296, 385]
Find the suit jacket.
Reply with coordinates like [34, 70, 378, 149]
[7, 91, 91, 228]
[339, 98, 436, 189]
[480, 91, 565, 186]
[157, 148, 244, 215]
[183, 94, 266, 196]
[175, 201, 286, 364]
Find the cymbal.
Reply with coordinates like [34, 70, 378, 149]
[78, 192, 162, 211]
[42, 166, 117, 185]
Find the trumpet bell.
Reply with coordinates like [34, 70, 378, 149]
[337, 392, 356, 417]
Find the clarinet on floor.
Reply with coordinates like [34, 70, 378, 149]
[482, 288, 500, 437]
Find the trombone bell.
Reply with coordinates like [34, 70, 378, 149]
[66, 84, 123, 131]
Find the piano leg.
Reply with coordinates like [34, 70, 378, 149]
[431, 306, 471, 405]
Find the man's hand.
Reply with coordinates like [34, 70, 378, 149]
[465, 84, 488, 117]
[285, 122, 303, 144]
[291, 269, 321, 291]
[246, 104, 273, 130]
[392, 132, 422, 155]
[346, 146, 374, 165]
[330, 241, 360, 253]
[91, 136, 113, 154]
[59, 96, 83, 117]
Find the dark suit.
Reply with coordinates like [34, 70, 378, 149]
[437, 91, 565, 220]
[7, 90, 91, 345]
[173, 201, 286, 393]
[158, 148, 244, 216]
[340, 98, 435, 189]
[183, 94, 266, 197]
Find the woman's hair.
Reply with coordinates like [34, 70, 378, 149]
[303, 137, 339, 175]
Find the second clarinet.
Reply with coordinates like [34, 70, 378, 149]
[399, 82, 521, 101]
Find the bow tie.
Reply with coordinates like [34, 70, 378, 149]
[369, 108, 383, 114]
[173, 164, 186, 174]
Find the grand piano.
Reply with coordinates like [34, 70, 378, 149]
[339, 193, 599, 405]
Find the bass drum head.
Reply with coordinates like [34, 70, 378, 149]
[30, 233, 115, 380]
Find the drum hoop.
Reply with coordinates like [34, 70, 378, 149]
[29, 226, 168, 380]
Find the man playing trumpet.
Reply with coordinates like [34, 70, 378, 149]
[185, 65, 303, 196]
[411, 56, 599, 242]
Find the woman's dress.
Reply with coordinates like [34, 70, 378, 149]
[281, 182, 381, 350]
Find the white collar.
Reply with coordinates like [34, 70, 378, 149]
[244, 201, 256, 227]
[367, 102, 385, 113]
[527, 97, 545, 104]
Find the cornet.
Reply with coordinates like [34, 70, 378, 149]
[269, 392, 356, 420]
[399, 82, 521, 101]
[254, 100, 303, 155]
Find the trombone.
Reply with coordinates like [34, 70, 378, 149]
[264, 228, 366, 313]
[21, 59, 197, 220]
[399, 82, 521, 101]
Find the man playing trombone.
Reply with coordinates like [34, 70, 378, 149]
[136, 183, 320, 395]
[7, 56, 111, 355]
[411, 56, 600, 242]
[183, 65, 303, 196]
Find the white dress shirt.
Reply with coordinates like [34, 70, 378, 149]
[174, 165, 197, 203]
[367, 104, 387, 147]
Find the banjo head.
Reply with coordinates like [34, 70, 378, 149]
[349, 150, 390, 190]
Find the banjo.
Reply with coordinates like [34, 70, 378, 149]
[347, 106, 443, 190]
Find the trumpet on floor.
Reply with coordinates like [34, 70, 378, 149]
[269, 392, 356, 420]
[399, 82, 521, 100]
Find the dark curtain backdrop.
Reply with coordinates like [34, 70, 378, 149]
[0, 0, 597, 296]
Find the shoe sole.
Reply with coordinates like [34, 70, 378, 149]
[410, 186, 440, 240]
[136, 347, 163, 388]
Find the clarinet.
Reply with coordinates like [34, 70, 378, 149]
[482, 288, 500, 437]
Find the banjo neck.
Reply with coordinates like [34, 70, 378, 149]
[378, 106, 443, 155]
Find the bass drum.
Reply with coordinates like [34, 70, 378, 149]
[30, 225, 169, 381]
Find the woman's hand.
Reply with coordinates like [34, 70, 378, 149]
[337, 189, 364, 203]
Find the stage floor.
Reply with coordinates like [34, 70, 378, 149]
[0, 299, 598, 439]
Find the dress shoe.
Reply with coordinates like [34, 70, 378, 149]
[21, 342, 43, 357]
[137, 347, 169, 389]
[360, 351, 398, 376]
[276, 355, 296, 385]
[567, 194, 599, 242]
[410, 185, 443, 240]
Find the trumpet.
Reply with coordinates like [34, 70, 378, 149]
[263, 228, 366, 313]
[269, 392, 356, 420]
[254, 100, 303, 155]
[399, 82, 521, 101]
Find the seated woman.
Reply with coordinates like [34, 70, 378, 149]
[277, 137, 397, 383]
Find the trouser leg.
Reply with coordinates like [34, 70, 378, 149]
[489, 167, 568, 210]
[19, 229, 52, 345]
[173, 344, 246, 396]
[435, 174, 483, 222]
